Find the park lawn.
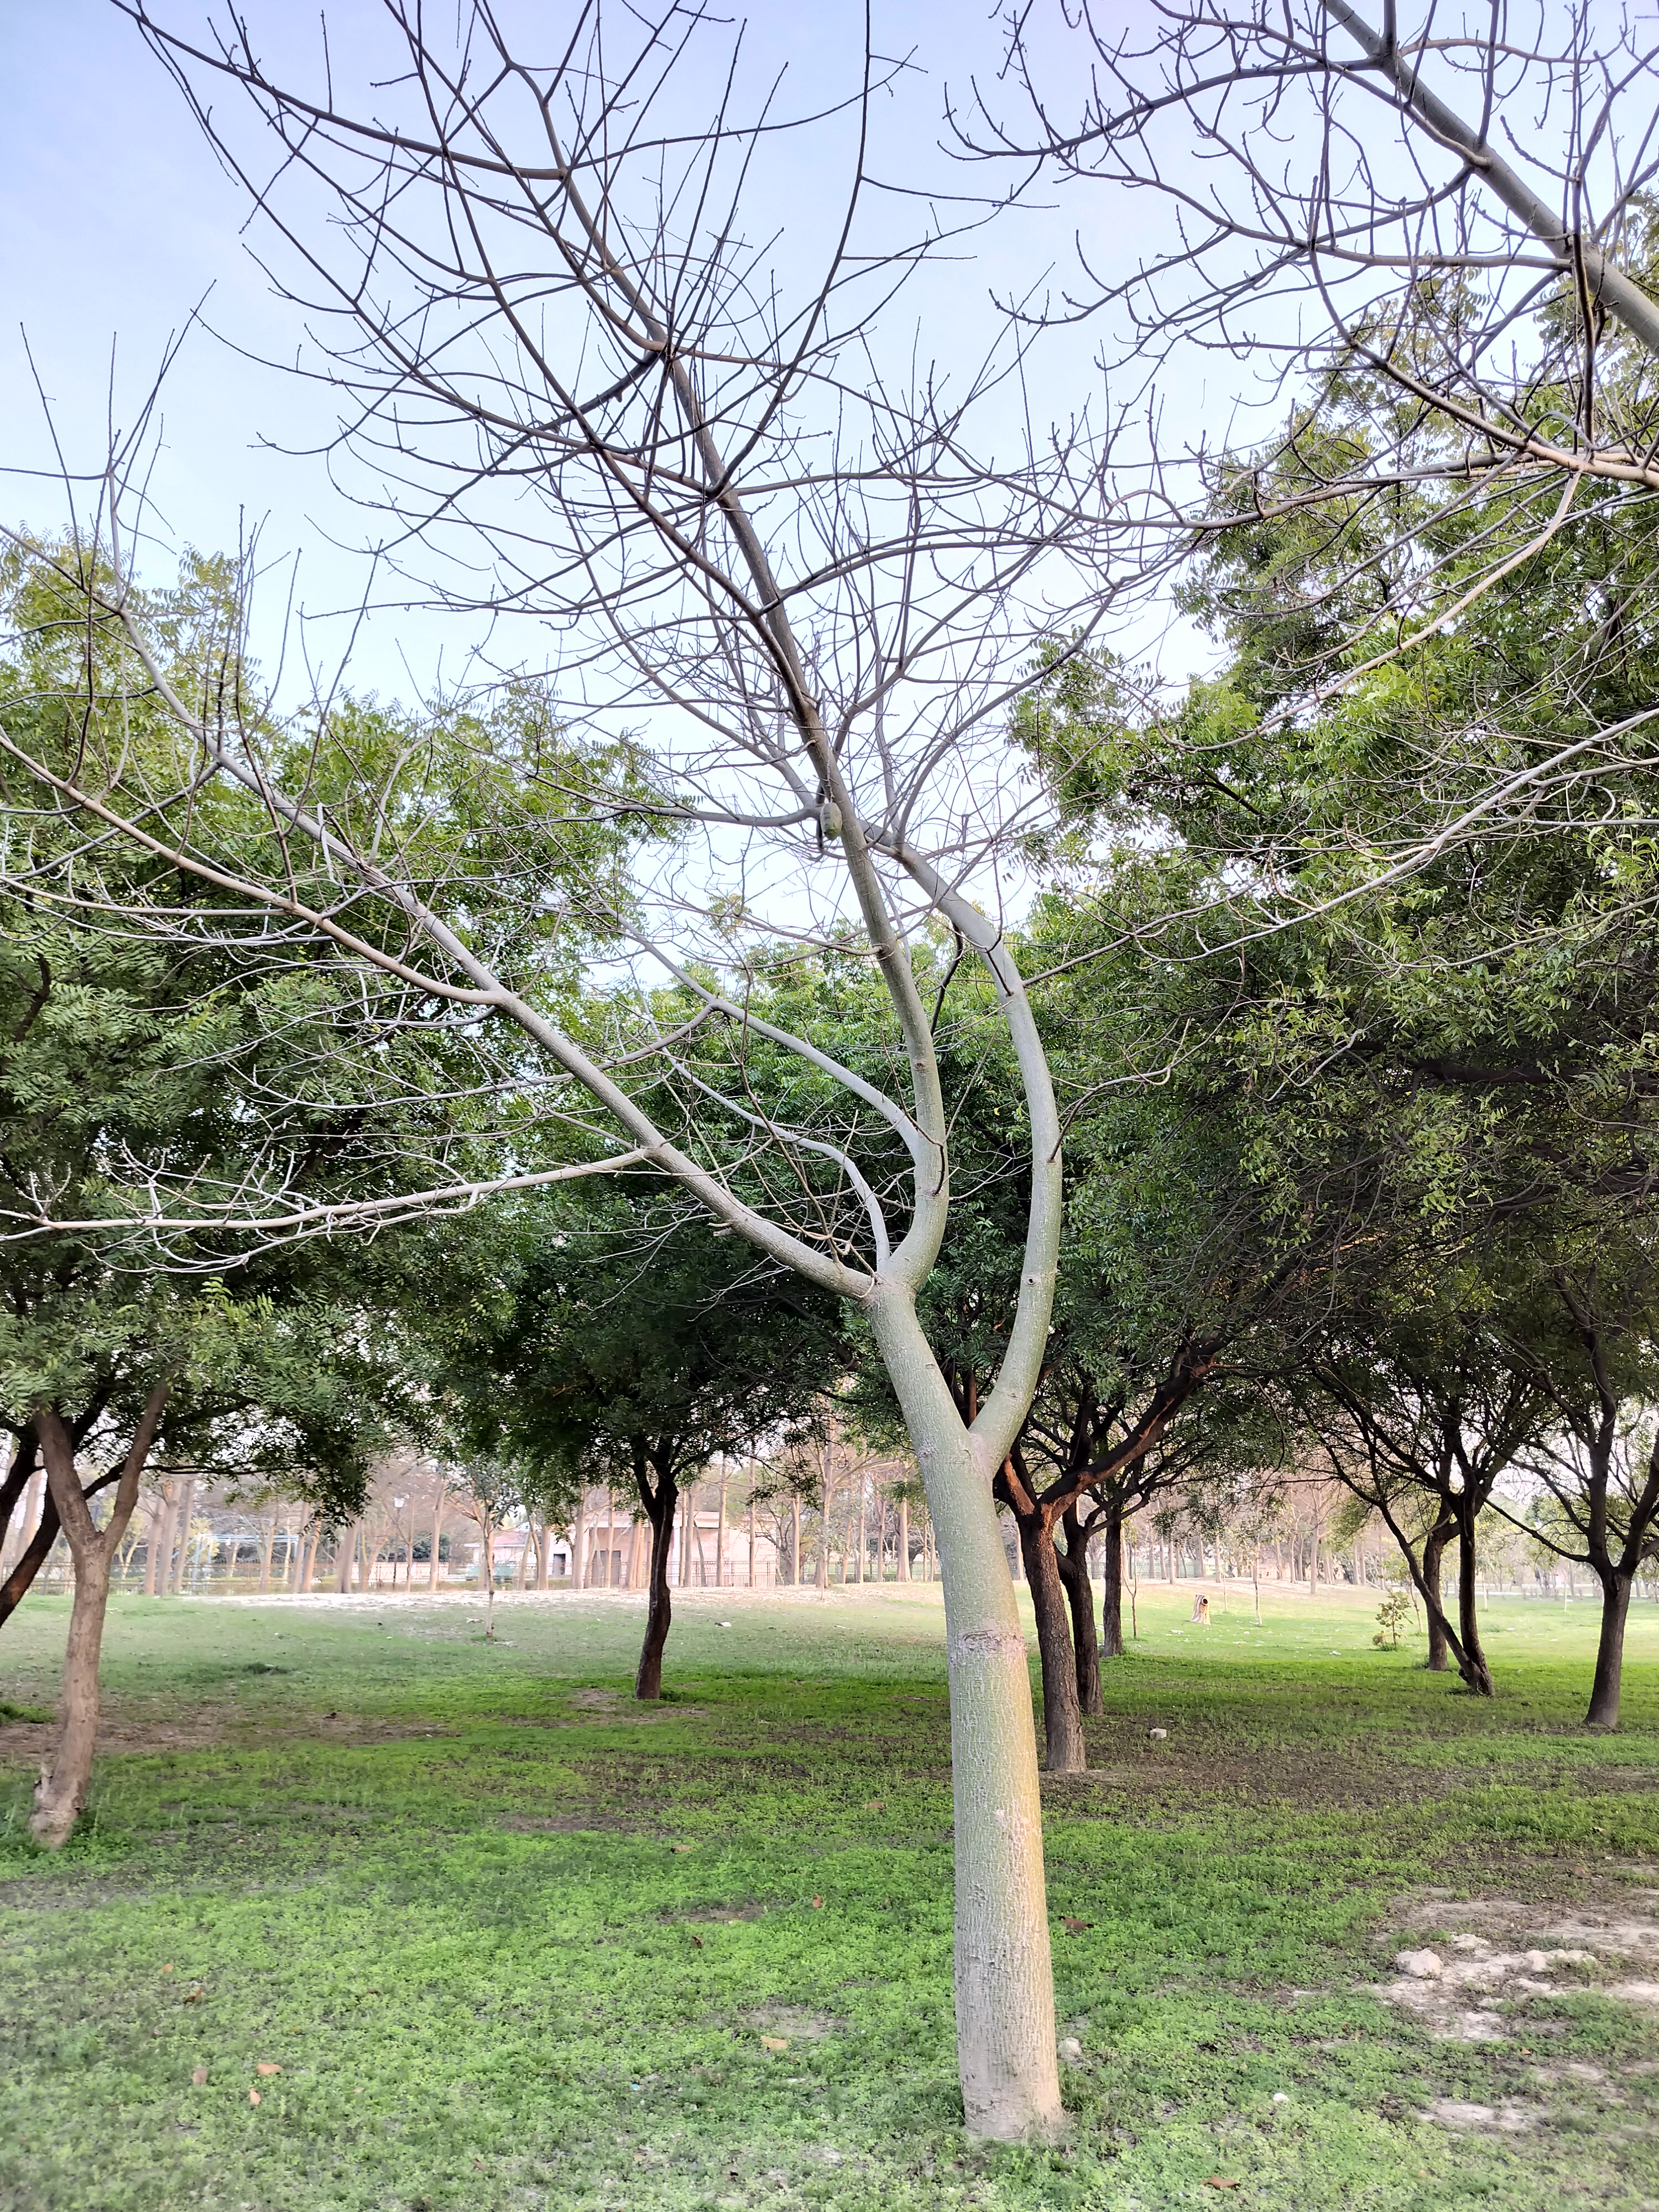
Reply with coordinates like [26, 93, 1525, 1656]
[0, 1584, 1656, 2212]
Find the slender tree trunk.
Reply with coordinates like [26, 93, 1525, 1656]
[1017, 1516, 1085, 1774]
[1454, 1501, 1495, 1698]
[715, 1468, 726, 1590]
[258, 1521, 274, 1594]
[791, 1492, 801, 1586]
[30, 1388, 168, 1849]
[1092, 1494, 1124, 1665]
[427, 1495, 444, 1591]
[1055, 1504, 1104, 1708]
[1422, 1514, 1454, 1671]
[148, 1487, 171, 1599]
[170, 1477, 196, 1594]
[1587, 1566, 1632, 1728]
[748, 1489, 757, 1588]
[869, 1295, 1061, 2138]
[898, 1494, 911, 1582]
[635, 1462, 678, 1700]
[855, 1477, 865, 1585]
[817, 1480, 831, 1589]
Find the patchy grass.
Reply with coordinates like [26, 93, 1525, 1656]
[1, 1579, 1656, 2210]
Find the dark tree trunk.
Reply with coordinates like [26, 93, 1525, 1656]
[1017, 1514, 1086, 1774]
[0, 1463, 56, 1629]
[1586, 1567, 1632, 1729]
[1097, 1493, 1125, 1663]
[634, 1448, 677, 1701]
[1054, 1503, 1103, 1710]
[1453, 1498, 1495, 1698]
[1421, 1512, 1454, 1672]
[0, 1427, 38, 1561]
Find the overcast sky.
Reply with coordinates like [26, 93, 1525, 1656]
[2, 1, 1197, 701]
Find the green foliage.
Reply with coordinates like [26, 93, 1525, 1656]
[1372, 1589, 1415, 1650]
[413, 1185, 850, 1509]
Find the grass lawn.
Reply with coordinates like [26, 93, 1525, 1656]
[2, 1579, 1657, 2210]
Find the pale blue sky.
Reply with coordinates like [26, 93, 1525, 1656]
[1, 2, 1185, 698]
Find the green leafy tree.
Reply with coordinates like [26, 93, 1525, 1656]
[420, 1187, 848, 1697]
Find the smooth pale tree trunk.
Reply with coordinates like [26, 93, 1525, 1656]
[301, 1519, 319, 1593]
[30, 1388, 169, 1848]
[258, 1521, 275, 1594]
[572, 1493, 587, 1590]
[868, 1293, 1061, 2140]
[142, 1489, 165, 1598]
[715, 1472, 726, 1590]
[748, 1491, 757, 1588]
[429, 1495, 445, 1592]
[535, 1520, 550, 1593]
[335, 1522, 353, 1594]
[1587, 1569, 1634, 1727]
[898, 1494, 911, 1582]
[170, 1477, 196, 1594]
[791, 1493, 802, 1585]
[817, 1481, 831, 1589]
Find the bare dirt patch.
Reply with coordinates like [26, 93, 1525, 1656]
[1374, 1891, 1659, 2041]
[0, 1713, 227, 1766]
[743, 2003, 845, 2041]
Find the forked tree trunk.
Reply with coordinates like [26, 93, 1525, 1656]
[869, 1294, 1061, 2141]
[30, 1387, 169, 1849]
[634, 1463, 678, 1700]
[1054, 1505, 1103, 1709]
[1586, 1566, 1632, 1729]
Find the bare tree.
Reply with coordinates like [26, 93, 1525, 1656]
[984, 2, 1659, 896]
[0, 1, 1133, 2129]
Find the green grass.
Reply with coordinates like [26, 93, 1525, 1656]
[1, 1579, 1656, 2210]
